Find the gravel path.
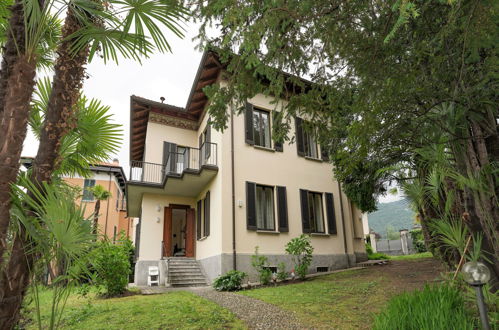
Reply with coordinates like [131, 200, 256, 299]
[193, 288, 305, 330]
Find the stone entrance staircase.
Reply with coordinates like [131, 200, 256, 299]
[167, 258, 208, 287]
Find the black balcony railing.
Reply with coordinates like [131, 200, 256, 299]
[129, 142, 217, 185]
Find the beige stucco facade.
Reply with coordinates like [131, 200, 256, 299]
[65, 168, 134, 241]
[130, 82, 367, 284]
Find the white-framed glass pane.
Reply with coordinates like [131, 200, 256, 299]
[313, 193, 324, 233]
[177, 146, 186, 172]
[253, 111, 261, 146]
[261, 111, 271, 148]
[256, 185, 275, 230]
[253, 109, 271, 148]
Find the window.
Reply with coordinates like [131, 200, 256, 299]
[308, 192, 325, 233]
[176, 146, 189, 172]
[256, 185, 275, 231]
[300, 189, 325, 234]
[295, 117, 320, 159]
[253, 109, 271, 148]
[197, 191, 210, 239]
[247, 182, 288, 232]
[82, 179, 95, 201]
[303, 130, 318, 158]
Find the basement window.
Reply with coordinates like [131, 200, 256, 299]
[316, 266, 329, 273]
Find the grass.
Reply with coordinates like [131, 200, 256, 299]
[24, 287, 245, 330]
[390, 252, 433, 261]
[239, 269, 391, 329]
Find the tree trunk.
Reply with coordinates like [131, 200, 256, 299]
[93, 200, 101, 235]
[0, 0, 26, 116]
[0, 8, 89, 329]
[0, 0, 32, 266]
[0, 55, 37, 266]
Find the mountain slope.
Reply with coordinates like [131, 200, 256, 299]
[368, 199, 415, 236]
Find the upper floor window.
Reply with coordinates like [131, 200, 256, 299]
[244, 102, 283, 151]
[303, 130, 318, 158]
[253, 109, 271, 148]
[82, 179, 95, 201]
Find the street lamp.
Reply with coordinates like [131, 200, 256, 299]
[462, 261, 491, 330]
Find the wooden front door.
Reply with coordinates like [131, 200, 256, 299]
[185, 208, 195, 257]
[163, 207, 172, 257]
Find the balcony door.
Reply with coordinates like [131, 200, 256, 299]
[163, 206, 195, 258]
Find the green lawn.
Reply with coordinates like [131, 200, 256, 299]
[239, 259, 442, 329]
[390, 252, 433, 261]
[24, 288, 245, 330]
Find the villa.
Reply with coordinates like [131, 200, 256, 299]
[127, 51, 367, 286]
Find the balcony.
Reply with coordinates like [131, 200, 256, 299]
[126, 142, 218, 217]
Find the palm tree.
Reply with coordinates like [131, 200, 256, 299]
[0, 2, 187, 326]
[89, 185, 111, 235]
[0, 80, 121, 328]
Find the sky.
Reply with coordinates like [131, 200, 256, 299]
[21, 20, 402, 204]
[22, 21, 205, 169]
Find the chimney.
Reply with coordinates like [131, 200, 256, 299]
[112, 158, 119, 165]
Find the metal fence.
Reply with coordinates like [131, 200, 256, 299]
[129, 142, 217, 185]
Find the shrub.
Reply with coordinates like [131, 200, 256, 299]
[365, 242, 374, 255]
[213, 270, 247, 291]
[91, 238, 130, 296]
[251, 246, 272, 285]
[368, 252, 390, 260]
[285, 235, 314, 280]
[409, 228, 427, 253]
[373, 284, 476, 330]
[276, 262, 287, 281]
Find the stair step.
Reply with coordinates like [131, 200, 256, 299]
[169, 270, 203, 276]
[170, 281, 207, 285]
[170, 275, 206, 280]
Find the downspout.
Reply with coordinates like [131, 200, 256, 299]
[231, 105, 237, 270]
[337, 181, 350, 268]
[104, 168, 112, 237]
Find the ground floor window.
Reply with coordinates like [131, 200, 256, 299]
[308, 192, 325, 233]
[256, 185, 275, 231]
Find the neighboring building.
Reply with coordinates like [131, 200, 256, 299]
[21, 157, 134, 241]
[127, 51, 367, 286]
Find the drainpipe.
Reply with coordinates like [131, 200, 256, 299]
[104, 168, 112, 237]
[337, 181, 350, 268]
[231, 104, 237, 270]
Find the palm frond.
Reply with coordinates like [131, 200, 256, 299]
[430, 219, 468, 257]
[30, 79, 123, 176]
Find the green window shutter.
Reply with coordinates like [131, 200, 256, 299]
[272, 111, 283, 152]
[197, 200, 202, 239]
[325, 193, 337, 234]
[321, 145, 329, 161]
[277, 186, 288, 232]
[246, 181, 257, 230]
[295, 117, 305, 156]
[245, 102, 254, 145]
[204, 191, 210, 237]
[300, 189, 311, 233]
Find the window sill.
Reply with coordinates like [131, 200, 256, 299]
[304, 156, 324, 163]
[310, 233, 329, 237]
[253, 145, 275, 153]
[197, 236, 208, 241]
[256, 230, 279, 235]
[81, 200, 95, 203]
